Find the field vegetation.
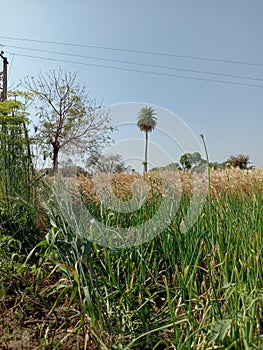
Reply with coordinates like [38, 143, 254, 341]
[0, 75, 262, 349]
[1, 165, 263, 349]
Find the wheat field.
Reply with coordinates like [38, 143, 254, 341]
[77, 168, 263, 202]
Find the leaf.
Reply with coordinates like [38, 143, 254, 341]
[209, 319, 232, 344]
[69, 282, 79, 306]
[50, 260, 80, 286]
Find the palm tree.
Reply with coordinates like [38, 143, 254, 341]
[136, 106, 157, 173]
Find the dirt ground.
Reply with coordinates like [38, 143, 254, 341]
[0, 275, 86, 350]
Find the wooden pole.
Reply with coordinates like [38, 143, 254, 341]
[0, 51, 8, 101]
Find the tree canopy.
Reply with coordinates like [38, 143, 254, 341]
[23, 69, 112, 172]
[0, 98, 32, 194]
[227, 154, 251, 169]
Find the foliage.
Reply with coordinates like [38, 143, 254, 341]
[180, 152, 203, 171]
[227, 154, 251, 169]
[180, 152, 193, 170]
[0, 98, 39, 250]
[0, 235, 25, 296]
[0, 94, 261, 348]
[136, 106, 157, 173]
[191, 151, 202, 167]
[23, 69, 112, 172]
[136, 106, 157, 133]
[30, 169, 263, 349]
[161, 152, 253, 173]
[151, 162, 181, 172]
[0, 99, 31, 197]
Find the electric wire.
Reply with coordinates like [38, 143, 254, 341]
[6, 51, 263, 89]
[4, 44, 263, 83]
[1, 35, 263, 68]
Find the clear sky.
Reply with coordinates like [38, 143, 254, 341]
[1, 0, 263, 171]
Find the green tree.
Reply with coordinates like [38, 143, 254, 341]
[23, 69, 112, 172]
[180, 153, 193, 170]
[0, 97, 39, 249]
[136, 106, 157, 173]
[0, 98, 32, 202]
[192, 151, 202, 168]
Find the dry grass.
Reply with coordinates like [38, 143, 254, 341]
[77, 168, 263, 204]
[210, 168, 263, 196]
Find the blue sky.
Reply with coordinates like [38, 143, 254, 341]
[1, 0, 263, 171]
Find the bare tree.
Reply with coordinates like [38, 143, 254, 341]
[23, 69, 112, 172]
[86, 153, 130, 175]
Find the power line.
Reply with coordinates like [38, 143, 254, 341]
[4, 44, 263, 83]
[6, 51, 263, 89]
[1, 35, 263, 68]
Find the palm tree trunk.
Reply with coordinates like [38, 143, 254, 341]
[144, 131, 148, 173]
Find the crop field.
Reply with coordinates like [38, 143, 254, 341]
[1, 168, 263, 349]
[78, 167, 263, 199]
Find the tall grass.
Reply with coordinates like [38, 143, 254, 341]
[38, 169, 263, 349]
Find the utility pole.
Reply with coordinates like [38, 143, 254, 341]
[0, 51, 8, 101]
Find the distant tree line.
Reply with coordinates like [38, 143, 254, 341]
[152, 153, 254, 173]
